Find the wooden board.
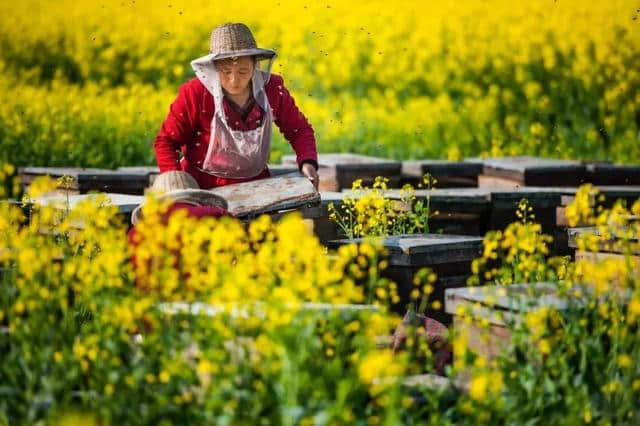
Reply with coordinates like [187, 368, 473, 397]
[33, 192, 144, 215]
[327, 234, 483, 267]
[561, 186, 640, 207]
[556, 206, 569, 227]
[473, 156, 586, 186]
[584, 163, 640, 185]
[568, 227, 639, 254]
[445, 283, 570, 322]
[117, 166, 160, 185]
[488, 187, 574, 210]
[477, 174, 522, 189]
[31, 193, 144, 231]
[297, 191, 345, 218]
[281, 153, 402, 191]
[402, 160, 482, 188]
[209, 176, 320, 218]
[341, 188, 492, 215]
[575, 250, 640, 266]
[20, 167, 150, 195]
[400, 188, 490, 214]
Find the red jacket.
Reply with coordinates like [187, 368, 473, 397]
[154, 74, 318, 189]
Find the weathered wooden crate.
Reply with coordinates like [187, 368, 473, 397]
[583, 162, 640, 185]
[446, 282, 632, 364]
[401, 160, 483, 188]
[20, 167, 151, 195]
[281, 153, 402, 191]
[327, 234, 483, 323]
[445, 283, 572, 360]
[474, 156, 586, 188]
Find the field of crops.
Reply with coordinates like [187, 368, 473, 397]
[2, 1, 640, 424]
[1, 0, 639, 167]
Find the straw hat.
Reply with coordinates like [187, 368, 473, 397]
[208, 23, 276, 61]
[131, 171, 228, 225]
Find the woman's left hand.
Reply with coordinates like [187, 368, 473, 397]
[301, 163, 319, 191]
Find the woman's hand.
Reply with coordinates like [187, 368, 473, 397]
[301, 163, 319, 191]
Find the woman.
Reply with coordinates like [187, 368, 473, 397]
[154, 23, 319, 190]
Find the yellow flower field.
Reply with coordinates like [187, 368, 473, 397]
[1, 0, 638, 166]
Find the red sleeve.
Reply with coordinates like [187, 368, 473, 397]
[154, 81, 199, 172]
[269, 75, 318, 170]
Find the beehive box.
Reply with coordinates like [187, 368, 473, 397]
[555, 186, 640, 255]
[401, 160, 483, 188]
[327, 234, 483, 323]
[474, 156, 586, 188]
[281, 153, 402, 191]
[446, 282, 632, 362]
[487, 187, 577, 254]
[445, 283, 571, 360]
[20, 167, 151, 195]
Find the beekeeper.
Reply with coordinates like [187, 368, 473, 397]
[154, 22, 319, 190]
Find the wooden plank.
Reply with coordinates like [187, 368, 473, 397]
[568, 227, 639, 254]
[575, 250, 640, 266]
[473, 156, 586, 186]
[488, 187, 573, 209]
[584, 163, 640, 185]
[20, 167, 150, 195]
[159, 302, 379, 318]
[378, 188, 490, 212]
[556, 206, 570, 227]
[445, 283, 569, 319]
[477, 174, 522, 188]
[327, 234, 483, 267]
[298, 191, 344, 218]
[282, 153, 402, 191]
[34, 192, 144, 215]
[209, 176, 319, 218]
[341, 188, 491, 215]
[453, 316, 512, 360]
[401, 160, 482, 188]
[559, 185, 640, 207]
[117, 166, 160, 186]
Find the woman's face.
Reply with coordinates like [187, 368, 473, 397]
[215, 56, 255, 96]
